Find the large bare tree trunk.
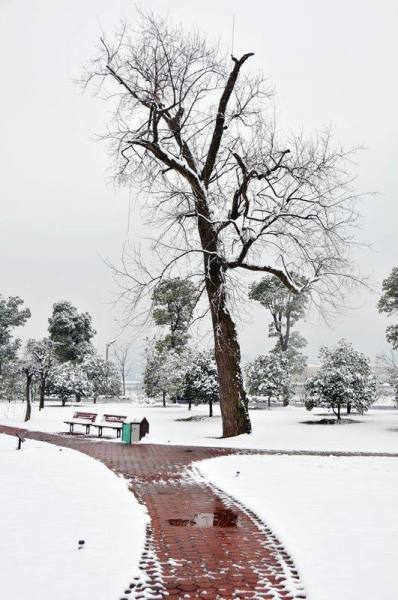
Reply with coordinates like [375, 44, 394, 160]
[211, 305, 251, 437]
[205, 257, 251, 437]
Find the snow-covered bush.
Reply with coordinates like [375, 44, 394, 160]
[385, 363, 398, 405]
[144, 344, 219, 413]
[82, 354, 121, 402]
[49, 362, 92, 405]
[245, 352, 291, 405]
[144, 345, 191, 403]
[305, 339, 377, 419]
[0, 360, 24, 402]
[183, 350, 219, 415]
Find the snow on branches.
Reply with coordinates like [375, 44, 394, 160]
[305, 339, 376, 420]
[245, 352, 292, 404]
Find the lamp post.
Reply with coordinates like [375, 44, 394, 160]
[105, 339, 117, 362]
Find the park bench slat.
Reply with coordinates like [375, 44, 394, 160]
[92, 414, 128, 438]
[64, 412, 98, 435]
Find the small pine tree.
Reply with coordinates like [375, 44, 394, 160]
[82, 354, 121, 403]
[49, 363, 93, 406]
[305, 340, 376, 420]
[245, 352, 292, 407]
[183, 350, 219, 416]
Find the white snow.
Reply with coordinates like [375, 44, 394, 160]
[3, 401, 398, 453]
[2, 400, 398, 599]
[198, 453, 398, 600]
[0, 433, 149, 600]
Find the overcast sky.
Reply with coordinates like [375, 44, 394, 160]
[1, 0, 397, 373]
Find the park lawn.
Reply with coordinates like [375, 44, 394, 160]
[2, 400, 398, 453]
[0, 433, 149, 600]
[198, 453, 398, 600]
[2, 401, 398, 599]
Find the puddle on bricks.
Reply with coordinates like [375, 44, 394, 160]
[167, 500, 240, 528]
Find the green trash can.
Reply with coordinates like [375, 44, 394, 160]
[121, 422, 132, 444]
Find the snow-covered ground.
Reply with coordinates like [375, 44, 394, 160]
[198, 453, 398, 600]
[2, 401, 398, 599]
[2, 401, 398, 453]
[0, 433, 149, 600]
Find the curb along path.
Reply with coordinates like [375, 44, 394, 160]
[0, 425, 308, 599]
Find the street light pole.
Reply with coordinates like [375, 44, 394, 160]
[105, 339, 117, 362]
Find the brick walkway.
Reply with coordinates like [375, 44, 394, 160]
[0, 425, 308, 600]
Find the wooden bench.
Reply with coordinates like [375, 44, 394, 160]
[64, 412, 97, 435]
[92, 414, 127, 438]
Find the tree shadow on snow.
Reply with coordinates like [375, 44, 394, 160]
[300, 418, 361, 425]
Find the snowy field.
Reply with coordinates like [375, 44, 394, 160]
[198, 453, 398, 600]
[2, 400, 398, 453]
[2, 401, 398, 600]
[0, 433, 148, 600]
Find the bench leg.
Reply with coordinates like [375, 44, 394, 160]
[70, 424, 73, 434]
[86, 425, 90, 435]
[98, 427, 102, 437]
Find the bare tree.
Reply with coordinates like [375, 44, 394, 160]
[26, 338, 54, 410]
[113, 341, 132, 397]
[82, 12, 362, 437]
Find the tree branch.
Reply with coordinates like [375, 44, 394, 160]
[201, 53, 254, 186]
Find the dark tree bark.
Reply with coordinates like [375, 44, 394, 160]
[39, 375, 46, 411]
[162, 390, 166, 407]
[199, 197, 251, 436]
[208, 397, 213, 418]
[24, 373, 33, 422]
[210, 292, 250, 436]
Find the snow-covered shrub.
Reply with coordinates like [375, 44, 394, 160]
[0, 360, 24, 402]
[49, 362, 92, 405]
[305, 339, 377, 419]
[385, 363, 398, 405]
[183, 350, 219, 415]
[144, 345, 191, 403]
[144, 344, 218, 413]
[245, 352, 291, 405]
[82, 354, 121, 402]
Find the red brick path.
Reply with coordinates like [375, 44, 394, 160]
[0, 425, 306, 600]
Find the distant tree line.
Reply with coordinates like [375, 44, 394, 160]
[142, 265, 398, 422]
[0, 297, 124, 421]
[2, 262, 397, 425]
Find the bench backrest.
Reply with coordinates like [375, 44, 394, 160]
[102, 414, 127, 424]
[73, 412, 97, 422]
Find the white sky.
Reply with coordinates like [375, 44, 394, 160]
[1, 0, 397, 373]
